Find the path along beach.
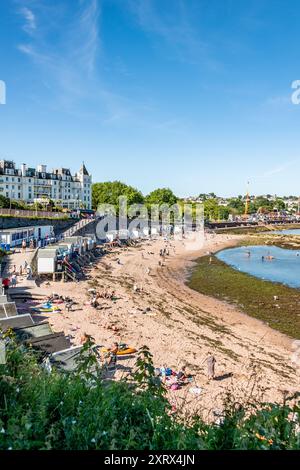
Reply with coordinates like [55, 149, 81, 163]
[14, 233, 300, 420]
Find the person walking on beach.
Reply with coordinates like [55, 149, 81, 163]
[26, 266, 32, 280]
[206, 354, 216, 380]
[106, 342, 119, 368]
[22, 239, 26, 253]
[2, 277, 10, 295]
[11, 274, 17, 288]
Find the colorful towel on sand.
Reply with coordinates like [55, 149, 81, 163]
[30, 302, 61, 313]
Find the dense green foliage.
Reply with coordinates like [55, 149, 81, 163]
[204, 199, 230, 221]
[92, 182, 179, 211]
[0, 195, 10, 208]
[145, 188, 178, 206]
[227, 196, 287, 215]
[1, 338, 300, 450]
[92, 181, 144, 212]
[91, 183, 291, 222]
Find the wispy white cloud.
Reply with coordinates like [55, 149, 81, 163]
[15, 0, 189, 127]
[262, 161, 298, 178]
[68, 0, 100, 75]
[17, 0, 100, 75]
[19, 6, 36, 34]
[16, 0, 126, 120]
[126, 0, 209, 65]
[250, 160, 299, 180]
[17, 44, 35, 56]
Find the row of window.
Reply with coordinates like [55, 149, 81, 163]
[1, 185, 90, 194]
[1, 176, 90, 186]
[11, 229, 35, 241]
[3, 191, 90, 200]
[2, 177, 89, 186]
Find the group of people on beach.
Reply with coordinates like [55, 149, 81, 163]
[246, 250, 276, 261]
[1, 260, 33, 294]
[51, 235, 218, 399]
[157, 354, 217, 394]
[87, 288, 116, 309]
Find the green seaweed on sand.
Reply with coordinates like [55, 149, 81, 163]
[188, 255, 300, 339]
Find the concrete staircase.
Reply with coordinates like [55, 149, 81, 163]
[62, 218, 95, 238]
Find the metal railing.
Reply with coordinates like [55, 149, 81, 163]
[62, 218, 94, 237]
[0, 208, 71, 219]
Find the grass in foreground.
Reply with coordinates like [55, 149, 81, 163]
[0, 338, 300, 450]
[188, 255, 300, 339]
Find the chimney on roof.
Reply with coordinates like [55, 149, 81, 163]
[37, 164, 47, 173]
[21, 163, 27, 176]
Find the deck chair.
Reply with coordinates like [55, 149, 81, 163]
[46, 345, 102, 373]
[46, 345, 83, 372]
[0, 314, 34, 332]
[0, 305, 6, 319]
[13, 322, 53, 341]
[4, 303, 18, 317]
[24, 332, 71, 354]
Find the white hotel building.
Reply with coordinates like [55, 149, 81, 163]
[0, 160, 92, 209]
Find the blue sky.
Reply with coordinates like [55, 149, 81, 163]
[1, 0, 300, 197]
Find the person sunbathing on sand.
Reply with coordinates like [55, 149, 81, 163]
[177, 365, 187, 382]
[106, 342, 119, 367]
[80, 332, 91, 344]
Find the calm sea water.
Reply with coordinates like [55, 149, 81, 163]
[216, 245, 300, 288]
[272, 229, 300, 235]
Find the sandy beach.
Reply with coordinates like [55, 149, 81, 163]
[19, 233, 300, 420]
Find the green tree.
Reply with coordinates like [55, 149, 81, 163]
[227, 198, 245, 214]
[92, 181, 144, 212]
[145, 188, 178, 206]
[252, 197, 273, 212]
[204, 199, 219, 220]
[203, 199, 230, 221]
[274, 199, 286, 211]
[218, 206, 230, 220]
[0, 195, 10, 208]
